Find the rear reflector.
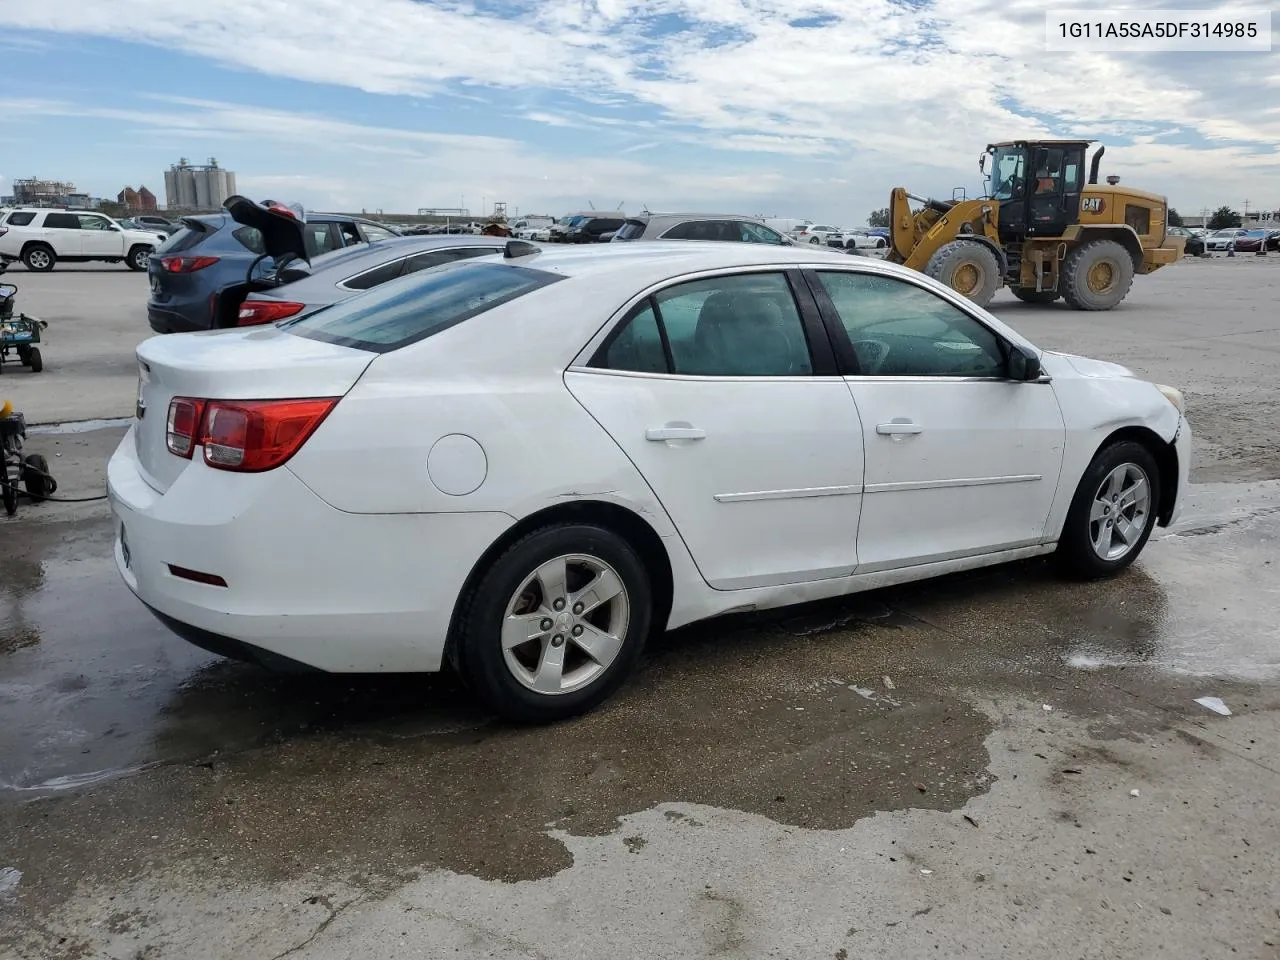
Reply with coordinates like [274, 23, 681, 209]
[237, 300, 305, 326]
[160, 255, 220, 273]
[167, 564, 228, 587]
[167, 396, 338, 472]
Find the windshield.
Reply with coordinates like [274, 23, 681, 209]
[282, 260, 563, 352]
[988, 146, 1027, 200]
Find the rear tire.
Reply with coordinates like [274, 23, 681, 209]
[22, 454, 52, 500]
[1011, 287, 1062, 304]
[22, 244, 55, 272]
[1062, 239, 1134, 311]
[26, 347, 42, 373]
[925, 240, 1001, 307]
[1057, 440, 1160, 579]
[454, 523, 652, 723]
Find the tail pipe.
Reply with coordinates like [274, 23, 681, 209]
[1088, 145, 1106, 184]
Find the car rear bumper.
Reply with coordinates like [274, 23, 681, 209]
[107, 427, 515, 673]
[148, 304, 207, 334]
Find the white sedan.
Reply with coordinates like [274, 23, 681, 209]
[108, 242, 1191, 722]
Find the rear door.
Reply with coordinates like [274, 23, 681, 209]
[40, 212, 84, 255]
[566, 268, 865, 590]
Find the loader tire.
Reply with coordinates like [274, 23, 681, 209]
[1011, 287, 1061, 304]
[925, 241, 1001, 308]
[1062, 239, 1134, 311]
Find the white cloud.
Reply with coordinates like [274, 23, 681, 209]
[0, 0, 1276, 218]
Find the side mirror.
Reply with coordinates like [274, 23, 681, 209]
[1008, 343, 1043, 381]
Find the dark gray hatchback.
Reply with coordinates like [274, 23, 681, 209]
[146, 199, 401, 333]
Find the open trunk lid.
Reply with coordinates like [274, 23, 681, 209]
[132, 326, 374, 493]
[223, 195, 311, 264]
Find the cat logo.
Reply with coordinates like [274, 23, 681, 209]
[1081, 197, 1106, 215]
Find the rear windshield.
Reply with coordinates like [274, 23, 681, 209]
[156, 222, 211, 255]
[281, 260, 564, 353]
[613, 220, 646, 241]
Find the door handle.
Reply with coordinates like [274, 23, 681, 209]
[646, 424, 706, 441]
[876, 421, 922, 435]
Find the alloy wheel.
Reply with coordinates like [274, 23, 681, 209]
[1089, 462, 1151, 561]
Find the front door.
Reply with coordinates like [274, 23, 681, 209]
[566, 269, 865, 590]
[39, 212, 84, 255]
[77, 214, 124, 256]
[805, 268, 1065, 572]
[1027, 145, 1086, 238]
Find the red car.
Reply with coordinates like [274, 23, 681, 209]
[1231, 229, 1280, 253]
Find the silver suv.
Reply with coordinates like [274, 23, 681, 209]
[610, 213, 794, 245]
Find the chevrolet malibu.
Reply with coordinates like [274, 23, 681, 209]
[108, 242, 1191, 722]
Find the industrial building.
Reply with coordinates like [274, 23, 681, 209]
[163, 158, 237, 210]
[9, 177, 79, 207]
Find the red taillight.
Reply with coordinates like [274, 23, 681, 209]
[160, 255, 220, 273]
[166, 398, 204, 458]
[167, 397, 338, 471]
[237, 300, 305, 326]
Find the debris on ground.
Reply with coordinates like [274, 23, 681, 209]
[1130, 789, 1141, 798]
[913, 781, 928, 793]
[1194, 696, 1232, 716]
[963, 815, 979, 829]
[851, 685, 877, 699]
[1043, 704, 1054, 712]
[919, 869, 933, 876]
[0, 866, 21, 901]
[883, 676, 896, 690]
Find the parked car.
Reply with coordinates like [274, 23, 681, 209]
[549, 213, 599, 242]
[1205, 228, 1249, 251]
[793, 223, 842, 245]
[511, 217, 555, 241]
[563, 214, 627, 243]
[1166, 226, 1205, 256]
[236, 235, 508, 325]
[826, 231, 890, 252]
[0, 208, 167, 271]
[610, 213, 792, 244]
[110, 240, 1190, 723]
[1230, 229, 1280, 253]
[129, 215, 181, 236]
[146, 198, 397, 333]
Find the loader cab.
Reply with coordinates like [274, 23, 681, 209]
[985, 140, 1089, 240]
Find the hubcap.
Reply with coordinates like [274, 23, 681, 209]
[29, 250, 50, 269]
[1087, 259, 1116, 293]
[501, 553, 630, 695]
[1089, 463, 1151, 561]
[134, 250, 148, 268]
[952, 262, 982, 296]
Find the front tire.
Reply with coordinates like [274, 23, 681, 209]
[1062, 239, 1135, 311]
[127, 245, 151, 271]
[454, 523, 652, 722]
[925, 240, 1001, 307]
[1057, 440, 1160, 579]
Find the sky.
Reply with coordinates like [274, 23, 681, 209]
[0, 0, 1276, 226]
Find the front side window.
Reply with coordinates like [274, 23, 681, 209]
[814, 271, 1006, 377]
[989, 147, 1027, 201]
[283, 261, 563, 352]
[77, 215, 113, 231]
[739, 222, 786, 244]
[594, 272, 813, 377]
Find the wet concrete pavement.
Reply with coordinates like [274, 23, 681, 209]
[2, 257, 1280, 958]
[1, 437, 1278, 955]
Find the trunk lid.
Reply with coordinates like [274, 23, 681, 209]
[223, 195, 310, 264]
[132, 326, 374, 493]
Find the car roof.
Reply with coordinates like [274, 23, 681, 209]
[634, 212, 769, 221]
[305, 234, 506, 274]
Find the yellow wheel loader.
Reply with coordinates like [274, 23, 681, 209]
[886, 140, 1185, 310]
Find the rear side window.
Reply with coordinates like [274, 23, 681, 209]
[44, 213, 80, 229]
[341, 258, 406, 291]
[233, 226, 265, 254]
[283, 261, 564, 352]
[5, 212, 35, 226]
[613, 220, 647, 241]
[157, 224, 210, 255]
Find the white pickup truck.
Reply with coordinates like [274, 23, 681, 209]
[0, 208, 168, 272]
